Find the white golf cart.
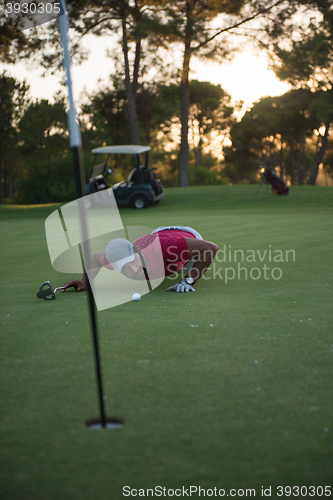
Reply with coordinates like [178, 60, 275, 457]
[85, 145, 164, 209]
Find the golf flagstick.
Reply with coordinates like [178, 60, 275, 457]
[57, 0, 107, 429]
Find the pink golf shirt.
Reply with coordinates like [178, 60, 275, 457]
[103, 229, 196, 277]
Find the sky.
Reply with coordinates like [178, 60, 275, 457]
[1, 33, 291, 113]
[192, 51, 291, 110]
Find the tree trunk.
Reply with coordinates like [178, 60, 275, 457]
[132, 0, 141, 99]
[291, 139, 295, 185]
[269, 141, 272, 169]
[297, 133, 303, 185]
[307, 123, 330, 185]
[194, 135, 203, 167]
[0, 158, 3, 203]
[178, 4, 193, 187]
[3, 167, 7, 199]
[280, 141, 284, 179]
[132, 40, 141, 98]
[121, 14, 140, 145]
[179, 51, 191, 185]
[9, 179, 13, 201]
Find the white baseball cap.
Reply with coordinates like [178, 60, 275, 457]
[105, 238, 135, 273]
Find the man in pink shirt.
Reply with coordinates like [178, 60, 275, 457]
[62, 226, 218, 293]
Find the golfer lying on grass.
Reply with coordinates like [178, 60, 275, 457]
[62, 226, 219, 293]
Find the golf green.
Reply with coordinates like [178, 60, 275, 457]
[0, 185, 332, 500]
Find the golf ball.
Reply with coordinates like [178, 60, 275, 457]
[132, 293, 141, 302]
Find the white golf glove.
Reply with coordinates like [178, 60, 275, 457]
[166, 279, 195, 293]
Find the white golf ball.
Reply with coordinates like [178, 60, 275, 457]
[132, 293, 141, 302]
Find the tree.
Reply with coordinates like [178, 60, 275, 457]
[81, 83, 130, 148]
[224, 89, 315, 184]
[307, 89, 333, 183]
[160, 0, 243, 185]
[7, 1, 328, 187]
[0, 13, 42, 63]
[268, 0, 333, 183]
[17, 97, 76, 204]
[0, 72, 30, 202]
[81, 77, 181, 149]
[1, 0, 160, 144]
[18, 97, 68, 160]
[5, 0, 305, 187]
[322, 137, 333, 180]
[136, 82, 181, 143]
[156, 0, 305, 186]
[65, 0, 165, 144]
[188, 80, 234, 167]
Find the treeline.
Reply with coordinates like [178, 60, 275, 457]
[224, 89, 333, 184]
[0, 74, 75, 204]
[1, 0, 333, 203]
[0, 74, 234, 203]
[1, 71, 333, 204]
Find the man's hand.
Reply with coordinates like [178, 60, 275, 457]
[61, 280, 87, 292]
[166, 279, 195, 293]
[183, 238, 219, 283]
[61, 255, 103, 293]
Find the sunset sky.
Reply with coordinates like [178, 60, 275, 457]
[1, 30, 291, 113]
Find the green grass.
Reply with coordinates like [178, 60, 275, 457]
[1, 185, 332, 500]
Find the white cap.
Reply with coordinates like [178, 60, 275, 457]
[105, 239, 135, 273]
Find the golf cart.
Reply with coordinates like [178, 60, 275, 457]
[85, 145, 164, 209]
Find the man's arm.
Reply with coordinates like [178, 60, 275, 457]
[184, 238, 219, 283]
[61, 251, 106, 292]
[166, 238, 219, 293]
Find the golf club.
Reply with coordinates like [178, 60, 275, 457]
[36, 281, 71, 300]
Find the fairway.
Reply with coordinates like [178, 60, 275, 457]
[0, 185, 332, 500]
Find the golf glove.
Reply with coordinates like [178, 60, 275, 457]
[166, 279, 195, 293]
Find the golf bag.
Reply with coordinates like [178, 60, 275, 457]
[261, 167, 289, 195]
